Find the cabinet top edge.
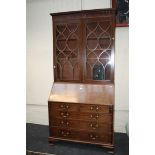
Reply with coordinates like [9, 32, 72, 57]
[50, 8, 116, 16]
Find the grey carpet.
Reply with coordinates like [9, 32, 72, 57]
[26, 123, 129, 155]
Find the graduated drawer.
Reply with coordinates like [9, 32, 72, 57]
[79, 104, 112, 113]
[50, 127, 78, 140]
[50, 110, 112, 123]
[50, 102, 79, 112]
[49, 102, 113, 114]
[49, 127, 112, 144]
[51, 118, 112, 132]
[78, 131, 112, 144]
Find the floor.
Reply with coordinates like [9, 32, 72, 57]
[26, 123, 129, 155]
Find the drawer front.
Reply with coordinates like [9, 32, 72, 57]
[50, 110, 112, 123]
[50, 127, 78, 140]
[49, 102, 113, 114]
[50, 102, 79, 112]
[51, 118, 112, 132]
[79, 131, 112, 144]
[80, 104, 111, 113]
[49, 127, 112, 144]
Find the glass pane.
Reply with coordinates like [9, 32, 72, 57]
[86, 21, 112, 81]
[93, 64, 104, 80]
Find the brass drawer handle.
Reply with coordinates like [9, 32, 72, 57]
[90, 106, 94, 110]
[92, 137, 96, 140]
[90, 106, 99, 111]
[61, 120, 64, 124]
[90, 114, 99, 119]
[96, 106, 99, 110]
[96, 114, 99, 118]
[60, 112, 64, 116]
[61, 131, 70, 137]
[66, 105, 69, 109]
[60, 104, 69, 109]
[90, 134, 98, 140]
[60, 112, 69, 117]
[60, 104, 64, 108]
[60, 121, 69, 126]
[90, 123, 99, 129]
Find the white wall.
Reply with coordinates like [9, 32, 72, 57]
[115, 27, 129, 132]
[26, 0, 129, 133]
[26, 0, 53, 106]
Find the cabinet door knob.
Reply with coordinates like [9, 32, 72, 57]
[54, 66, 56, 69]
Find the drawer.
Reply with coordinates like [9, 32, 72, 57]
[51, 118, 112, 132]
[49, 127, 112, 144]
[50, 110, 112, 123]
[50, 102, 79, 112]
[78, 131, 112, 144]
[50, 127, 78, 140]
[80, 104, 112, 113]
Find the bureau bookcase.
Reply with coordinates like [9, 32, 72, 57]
[48, 9, 115, 149]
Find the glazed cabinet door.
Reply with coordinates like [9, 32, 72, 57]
[83, 15, 115, 84]
[53, 20, 82, 82]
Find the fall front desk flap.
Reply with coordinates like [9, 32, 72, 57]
[48, 82, 114, 105]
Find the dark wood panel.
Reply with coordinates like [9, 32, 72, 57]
[48, 83, 114, 105]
